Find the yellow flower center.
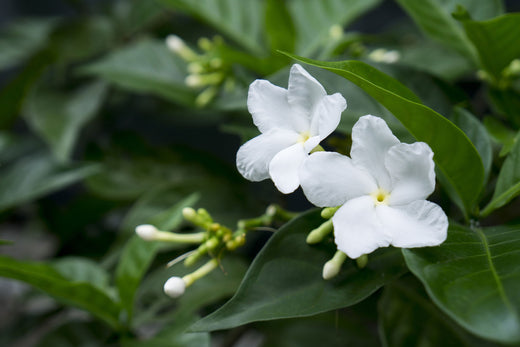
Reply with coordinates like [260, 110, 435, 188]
[371, 188, 390, 205]
[297, 131, 310, 144]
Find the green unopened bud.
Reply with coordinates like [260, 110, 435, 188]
[205, 237, 220, 251]
[198, 37, 213, 51]
[210, 57, 223, 69]
[226, 234, 246, 251]
[321, 207, 340, 219]
[183, 207, 197, 221]
[195, 86, 218, 107]
[306, 220, 333, 244]
[196, 208, 212, 224]
[322, 250, 347, 280]
[166, 35, 198, 61]
[183, 258, 219, 286]
[356, 254, 368, 269]
[188, 62, 205, 74]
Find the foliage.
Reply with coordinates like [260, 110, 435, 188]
[1, 0, 520, 346]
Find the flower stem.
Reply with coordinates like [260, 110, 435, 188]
[155, 230, 205, 244]
[182, 258, 219, 286]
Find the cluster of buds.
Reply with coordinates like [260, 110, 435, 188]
[306, 207, 368, 280]
[136, 204, 295, 299]
[166, 34, 234, 107]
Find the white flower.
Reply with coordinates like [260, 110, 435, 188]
[163, 276, 186, 298]
[236, 64, 347, 194]
[300, 115, 448, 258]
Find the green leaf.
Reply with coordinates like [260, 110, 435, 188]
[394, 0, 478, 64]
[23, 81, 108, 162]
[190, 210, 406, 332]
[378, 276, 495, 347]
[403, 224, 520, 344]
[288, 0, 382, 56]
[0, 255, 121, 329]
[52, 257, 113, 297]
[481, 135, 520, 216]
[264, 0, 296, 53]
[158, 0, 264, 55]
[452, 107, 493, 184]
[460, 13, 520, 79]
[483, 117, 517, 156]
[0, 18, 57, 70]
[286, 55, 485, 214]
[81, 39, 196, 105]
[0, 152, 100, 212]
[115, 193, 200, 322]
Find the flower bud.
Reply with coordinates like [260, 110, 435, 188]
[135, 224, 158, 241]
[322, 251, 347, 280]
[306, 220, 333, 244]
[163, 276, 186, 298]
[321, 207, 339, 219]
[182, 207, 197, 221]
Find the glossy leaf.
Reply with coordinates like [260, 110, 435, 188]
[286, 55, 485, 214]
[394, 0, 478, 64]
[81, 39, 196, 105]
[115, 193, 200, 321]
[0, 256, 121, 329]
[460, 13, 520, 79]
[190, 210, 407, 332]
[403, 224, 520, 344]
[158, 0, 264, 54]
[481, 135, 520, 216]
[483, 117, 518, 156]
[53, 257, 113, 297]
[23, 81, 107, 162]
[0, 152, 99, 212]
[378, 276, 495, 347]
[288, 0, 382, 56]
[452, 107, 493, 183]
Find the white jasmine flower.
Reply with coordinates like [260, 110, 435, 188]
[163, 276, 186, 298]
[300, 115, 448, 258]
[236, 64, 347, 193]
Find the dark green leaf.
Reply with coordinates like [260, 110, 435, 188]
[286, 55, 485, 214]
[288, 0, 382, 56]
[403, 224, 520, 344]
[38, 320, 112, 347]
[115, 193, 199, 321]
[0, 152, 100, 212]
[378, 276, 495, 347]
[460, 13, 520, 79]
[52, 257, 113, 297]
[0, 256, 121, 329]
[158, 0, 264, 54]
[482, 135, 520, 216]
[23, 81, 108, 162]
[452, 107, 493, 184]
[81, 39, 196, 105]
[264, 0, 296, 53]
[394, 0, 478, 64]
[190, 210, 406, 332]
[483, 117, 517, 156]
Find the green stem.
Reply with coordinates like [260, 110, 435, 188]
[156, 231, 205, 244]
[183, 258, 219, 286]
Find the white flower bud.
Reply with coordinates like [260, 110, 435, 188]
[163, 276, 186, 298]
[135, 224, 158, 241]
[185, 74, 203, 88]
[322, 260, 341, 280]
[166, 35, 186, 54]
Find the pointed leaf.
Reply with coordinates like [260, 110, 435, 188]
[191, 210, 406, 332]
[0, 256, 121, 329]
[285, 55, 485, 214]
[403, 224, 520, 344]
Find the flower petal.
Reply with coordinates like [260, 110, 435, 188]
[310, 93, 346, 139]
[269, 142, 307, 194]
[247, 80, 300, 133]
[300, 152, 377, 207]
[333, 196, 391, 259]
[287, 64, 326, 131]
[386, 142, 436, 205]
[236, 130, 299, 182]
[351, 115, 400, 191]
[377, 200, 448, 248]
[303, 135, 321, 153]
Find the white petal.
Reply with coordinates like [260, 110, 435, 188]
[300, 152, 377, 207]
[287, 64, 326, 131]
[247, 80, 301, 133]
[333, 196, 391, 259]
[377, 200, 448, 248]
[236, 130, 299, 182]
[351, 115, 400, 191]
[303, 135, 321, 153]
[269, 142, 307, 194]
[310, 93, 346, 139]
[386, 142, 436, 205]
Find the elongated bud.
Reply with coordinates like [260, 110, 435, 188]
[135, 224, 158, 241]
[182, 207, 197, 221]
[322, 250, 347, 280]
[163, 276, 186, 298]
[321, 207, 339, 219]
[306, 220, 333, 244]
[195, 86, 218, 107]
[356, 254, 368, 269]
[166, 35, 198, 61]
[183, 259, 219, 287]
